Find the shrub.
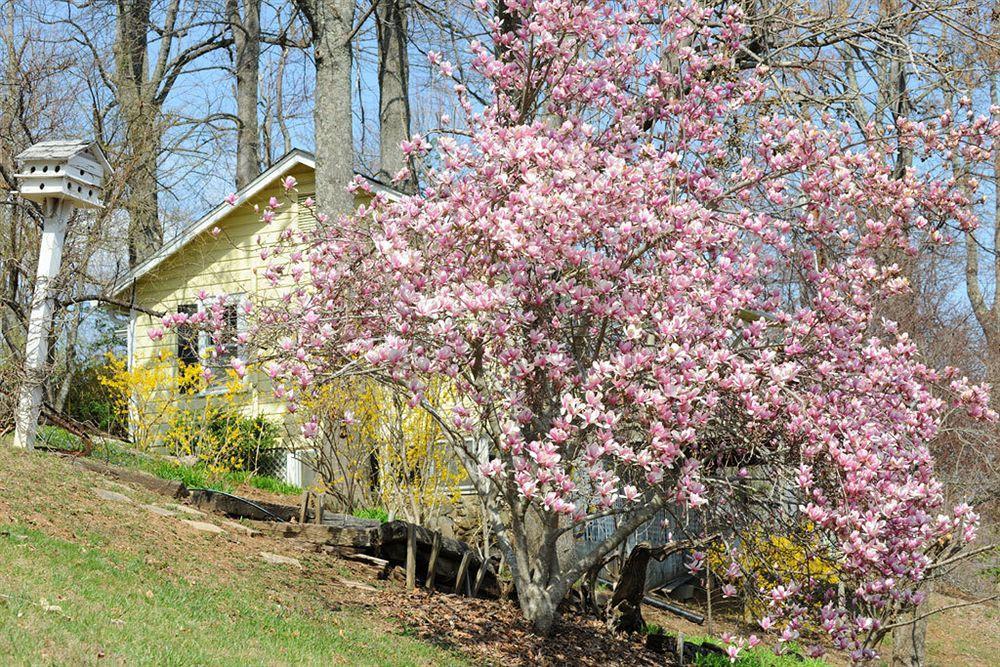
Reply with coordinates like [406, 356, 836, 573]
[63, 361, 121, 434]
[100, 352, 283, 474]
[162, 407, 281, 474]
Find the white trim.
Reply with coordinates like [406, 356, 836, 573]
[285, 450, 303, 487]
[111, 150, 403, 299]
[126, 311, 137, 372]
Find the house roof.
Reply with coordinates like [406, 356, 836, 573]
[110, 149, 402, 299]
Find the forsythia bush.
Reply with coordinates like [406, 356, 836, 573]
[100, 352, 280, 473]
[304, 377, 463, 522]
[710, 525, 841, 620]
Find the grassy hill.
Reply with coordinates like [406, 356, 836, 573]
[0, 446, 465, 666]
[0, 444, 997, 666]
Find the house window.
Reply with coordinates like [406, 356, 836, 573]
[176, 304, 199, 367]
[174, 296, 245, 390]
[201, 295, 245, 380]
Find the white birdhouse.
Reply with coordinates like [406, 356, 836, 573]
[14, 139, 111, 209]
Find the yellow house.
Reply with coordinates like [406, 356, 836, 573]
[110, 149, 401, 485]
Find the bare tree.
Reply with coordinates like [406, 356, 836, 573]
[227, 0, 262, 188]
[375, 0, 414, 190]
[56, 0, 233, 266]
[964, 72, 1000, 405]
[292, 0, 357, 214]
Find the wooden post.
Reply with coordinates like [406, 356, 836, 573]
[677, 632, 685, 665]
[405, 522, 417, 591]
[606, 542, 653, 633]
[11, 141, 110, 451]
[472, 552, 489, 597]
[13, 200, 73, 450]
[454, 551, 472, 596]
[298, 491, 310, 524]
[705, 558, 714, 637]
[312, 492, 324, 525]
[425, 531, 441, 592]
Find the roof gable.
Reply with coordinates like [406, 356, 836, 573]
[111, 150, 401, 299]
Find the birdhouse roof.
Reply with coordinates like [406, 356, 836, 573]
[15, 140, 111, 173]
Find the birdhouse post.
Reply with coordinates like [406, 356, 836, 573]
[11, 140, 111, 451]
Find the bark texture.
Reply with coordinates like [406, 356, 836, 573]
[295, 0, 357, 217]
[891, 585, 931, 667]
[228, 0, 262, 189]
[605, 542, 652, 634]
[375, 0, 414, 191]
[114, 0, 162, 267]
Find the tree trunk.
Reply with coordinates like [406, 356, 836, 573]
[228, 0, 262, 189]
[298, 0, 357, 218]
[375, 0, 413, 191]
[124, 118, 163, 266]
[114, 0, 163, 267]
[891, 584, 931, 667]
[605, 542, 652, 634]
[519, 580, 560, 634]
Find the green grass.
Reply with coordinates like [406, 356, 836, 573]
[32, 427, 302, 498]
[353, 507, 390, 523]
[0, 525, 466, 666]
[36, 425, 86, 451]
[87, 438, 302, 497]
[687, 635, 828, 667]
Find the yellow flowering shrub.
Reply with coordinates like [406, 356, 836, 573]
[709, 523, 841, 619]
[100, 352, 278, 473]
[304, 377, 463, 523]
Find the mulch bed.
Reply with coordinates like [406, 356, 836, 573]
[372, 589, 665, 666]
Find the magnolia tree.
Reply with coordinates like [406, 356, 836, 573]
[162, 0, 999, 660]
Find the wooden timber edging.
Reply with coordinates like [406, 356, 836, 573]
[73, 458, 189, 499]
[247, 515, 499, 597]
[188, 488, 301, 522]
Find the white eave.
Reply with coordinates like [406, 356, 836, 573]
[110, 149, 402, 300]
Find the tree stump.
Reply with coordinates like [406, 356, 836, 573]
[606, 542, 653, 634]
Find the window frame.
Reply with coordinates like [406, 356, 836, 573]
[173, 294, 247, 396]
